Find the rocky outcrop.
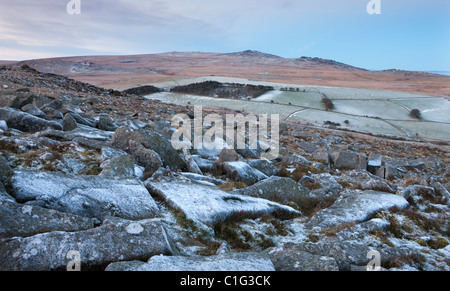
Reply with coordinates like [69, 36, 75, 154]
[0, 107, 63, 132]
[127, 140, 163, 173]
[62, 113, 78, 131]
[99, 155, 136, 178]
[21, 104, 46, 118]
[106, 252, 275, 271]
[222, 161, 268, 184]
[306, 189, 409, 230]
[97, 114, 117, 131]
[266, 243, 339, 271]
[111, 127, 185, 170]
[0, 154, 12, 185]
[0, 64, 448, 271]
[329, 149, 367, 170]
[0, 199, 95, 239]
[10, 170, 160, 221]
[245, 159, 280, 177]
[0, 218, 173, 271]
[236, 176, 310, 205]
[146, 180, 301, 227]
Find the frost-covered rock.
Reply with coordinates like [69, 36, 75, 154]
[97, 114, 117, 131]
[329, 149, 367, 170]
[105, 252, 275, 271]
[216, 148, 239, 165]
[191, 155, 217, 173]
[0, 199, 95, 239]
[0, 107, 63, 132]
[281, 153, 312, 167]
[431, 182, 450, 205]
[111, 127, 185, 170]
[180, 172, 224, 186]
[182, 148, 202, 175]
[0, 182, 14, 202]
[0, 91, 35, 109]
[193, 137, 228, 159]
[0, 154, 13, 184]
[68, 113, 96, 128]
[245, 159, 280, 177]
[0, 218, 173, 271]
[306, 189, 409, 230]
[68, 127, 113, 141]
[236, 176, 310, 205]
[10, 170, 159, 220]
[367, 152, 382, 174]
[333, 218, 391, 240]
[101, 147, 127, 160]
[223, 161, 268, 184]
[361, 179, 395, 193]
[397, 185, 439, 207]
[21, 104, 46, 118]
[100, 155, 136, 178]
[62, 113, 78, 131]
[0, 120, 7, 131]
[289, 241, 415, 271]
[266, 243, 339, 271]
[127, 140, 162, 172]
[300, 173, 343, 195]
[146, 181, 300, 227]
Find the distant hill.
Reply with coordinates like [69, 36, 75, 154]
[14, 51, 450, 97]
[0, 60, 18, 65]
[225, 50, 282, 59]
[297, 57, 366, 71]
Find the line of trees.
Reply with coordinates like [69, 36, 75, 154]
[171, 81, 274, 99]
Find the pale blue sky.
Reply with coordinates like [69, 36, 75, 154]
[0, 0, 449, 71]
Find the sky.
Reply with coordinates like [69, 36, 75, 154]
[0, 0, 449, 71]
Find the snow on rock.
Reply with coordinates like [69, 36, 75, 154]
[236, 176, 310, 205]
[180, 172, 225, 186]
[0, 199, 95, 239]
[306, 189, 409, 230]
[105, 252, 275, 271]
[245, 159, 280, 177]
[0, 107, 63, 132]
[0, 218, 173, 271]
[10, 170, 159, 220]
[0, 120, 8, 131]
[223, 161, 268, 184]
[265, 243, 339, 271]
[146, 181, 301, 227]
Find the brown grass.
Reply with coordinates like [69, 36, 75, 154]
[218, 181, 247, 191]
[382, 253, 427, 270]
[402, 177, 421, 187]
[301, 197, 337, 219]
[338, 180, 362, 190]
[321, 222, 357, 237]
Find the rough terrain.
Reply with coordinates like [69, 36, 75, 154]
[0, 63, 449, 271]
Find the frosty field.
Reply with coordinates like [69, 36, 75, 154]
[145, 77, 450, 142]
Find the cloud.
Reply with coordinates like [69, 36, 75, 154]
[0, 0, 363, 60]
[0, 0, 233, 59]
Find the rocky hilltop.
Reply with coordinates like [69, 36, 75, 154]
[0, 65, 449, 271]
